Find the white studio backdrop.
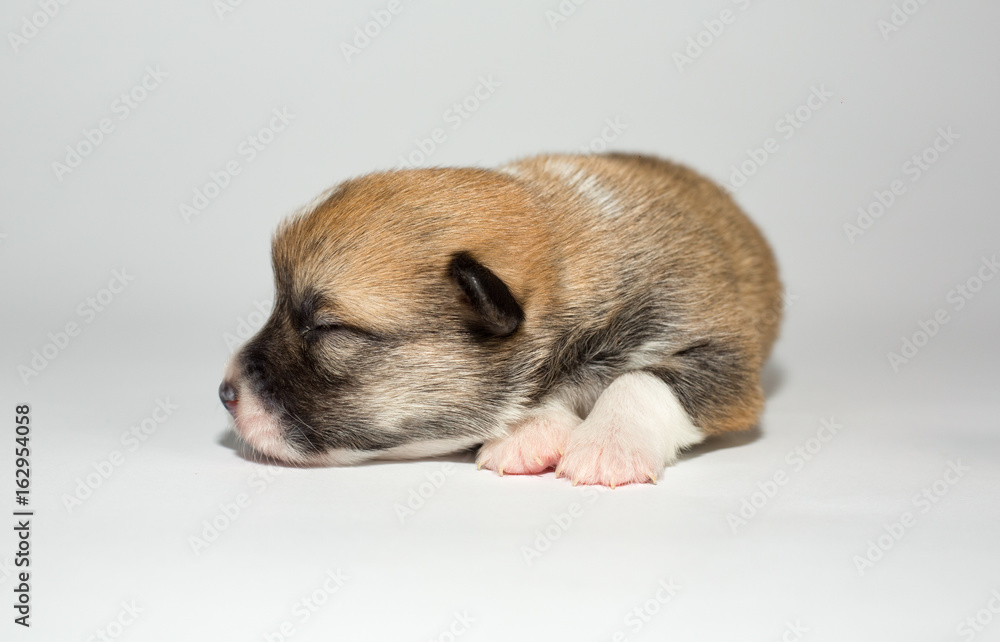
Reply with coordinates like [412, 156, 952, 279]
[1, 1, 999, 641]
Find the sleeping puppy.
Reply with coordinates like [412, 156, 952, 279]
[219, 153, 782, 487]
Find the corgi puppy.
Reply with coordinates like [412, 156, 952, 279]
[219, 153, 782, 487]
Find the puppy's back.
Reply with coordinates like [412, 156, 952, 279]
[501, 153, 781, 358]
[500, 153, 781, 434]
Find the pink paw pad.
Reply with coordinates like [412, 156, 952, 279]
[477, 413, 577, 476]
[556, 434, 661, 488]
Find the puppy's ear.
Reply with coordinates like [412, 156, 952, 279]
[449, 252, 524, 337]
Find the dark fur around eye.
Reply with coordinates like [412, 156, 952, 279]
[308, 324, 345, 334]
[303, 323, 382, 345]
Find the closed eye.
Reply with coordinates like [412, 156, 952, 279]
[301, 321, 381, 343]
[302, 323, 345, 337]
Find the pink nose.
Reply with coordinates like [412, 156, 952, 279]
[219, 380, 238, 416]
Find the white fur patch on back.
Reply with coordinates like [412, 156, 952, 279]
[541, 158, 624, 218]
[497, 163, 528, 180]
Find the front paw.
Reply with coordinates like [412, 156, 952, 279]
[556, 430, 662, 488]
[555, 372, 703, 488]
[476, 408, 580, 476]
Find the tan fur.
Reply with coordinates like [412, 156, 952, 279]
[273, 169, 559, 335]
[225, 152, 782, 475]
[499, 153, 781, 433]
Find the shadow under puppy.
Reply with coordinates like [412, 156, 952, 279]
[220, 153, 782, 487]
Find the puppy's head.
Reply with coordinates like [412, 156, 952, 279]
[220, 168, 554, 465]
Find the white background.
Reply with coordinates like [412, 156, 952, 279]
[2, 1, 999, 640]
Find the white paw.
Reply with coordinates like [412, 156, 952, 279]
[477, 405, 581, 476]
[556, 371, 703, 488]
[557, 431, 663, 488]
